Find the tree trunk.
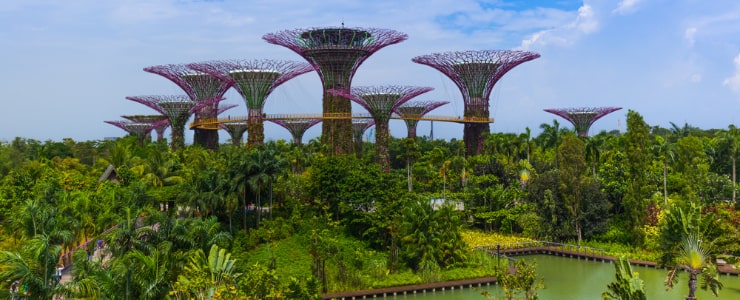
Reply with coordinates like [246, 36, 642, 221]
[407, 159, 412, 191]
[257, 183, 262, 228]
[686, 270, 698, 300]
[686, 270, 696, 300]
[243, 185, 247, 231]
[376, 120, 391, 172]
[732, 156, 736, 203]
[269, 180, 273, 220]
[663, 161, 668, 205]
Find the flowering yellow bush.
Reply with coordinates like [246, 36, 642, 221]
[461, 229, 535, 250]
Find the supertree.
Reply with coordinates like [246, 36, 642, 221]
[396, 101, 449, 139]
[352, 119, 375, 159]
[268, 119, 322, 146]
[543, 107, 622, 137]
[144, 64, 233, 149]
[221, 122, 248, 146]
[126, 95, 220, 151]
[331, 85, 432, 172]
[264, 27, 408, 155]
[413, 50, 540, 156]
[105, 120, 152, 145]
[189, 59, 313, 146]
[122, 115, 169, 142]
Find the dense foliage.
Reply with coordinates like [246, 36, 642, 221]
[1, 110, 740, 298]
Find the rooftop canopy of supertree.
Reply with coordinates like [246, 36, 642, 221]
[412, 50, 540, 156]
[221, 121, 249, 146]
[122, 114, 168, 124]
[143, 64, 233, 101]
[412, 50, 540, 107]
[352, 119, 375, 139]
[330, 85, 432, 172]
[263, 27, 407, 91]
[125, 95, 166, 114]
[188, 59, 314, 146]
[352, 118, 375, 159]
[268, 119, 322, 145]
[330, 86, 434, 122]
[104, 120, 152, 145]
[125, 123, 153, 138]
[396, 100, 450, 139]
[104, 120, 132, 133]
[263, 26, 407, 155]
[125, 95, 221, 151]
[544, 107, 623, 137]
[144, 64, 234, 149]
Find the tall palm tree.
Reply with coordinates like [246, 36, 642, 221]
[187, 216, 232, 254]
[180, 167, 225, 217]
[665, 234, 723, 300]
[107, 207, 152, 257]
[539, 119, 562, 168]
[651, 135, 676, 205]
[669, 121, 693, 141]
[717, 125, 740, 203]
[518, 127, 533, 162]
[0, 231, 73, 299]
[247, 148, 286, 227]
[585, 134, 607, 178]
[223, 147, 251, 231]
[123, 243, 173, 300]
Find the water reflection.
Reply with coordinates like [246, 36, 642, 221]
[388, 254, 740, 299]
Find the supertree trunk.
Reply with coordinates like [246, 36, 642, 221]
[351, 120, 374, 159]
[223, 122, 248, 146]
[247, 108, 264, 147]
[194, 128, 219, 150]
[322, 92, 353, 155]
[170, 123, 186, 151]
[407, 122, 418, 140]
[464, 100, 490, 156]
[375, 120, 391, 172]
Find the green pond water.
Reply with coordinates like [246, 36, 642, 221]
[389, 255, 740, 299]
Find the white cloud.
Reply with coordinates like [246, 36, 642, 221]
[723, 53, 740, 94]
[684, 27, 697, 47]
[612, 0, 641, 15]
[574, 4, 599, 34]
[520, 4, 599, 49]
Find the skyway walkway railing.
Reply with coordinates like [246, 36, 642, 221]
[476, 241, 609, 263]
[190, 113, 494, 129]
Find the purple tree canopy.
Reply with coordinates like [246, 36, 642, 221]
[328, 85, 433, 120]
[188, 59, 313, 109]
[412, 50, 540, 105]
[543, 107, 622, 137]
[143, 64, 233, 101]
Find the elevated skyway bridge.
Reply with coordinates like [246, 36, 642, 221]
[190, 113, 493, 129]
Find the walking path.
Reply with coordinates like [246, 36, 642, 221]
[477, 242, 740, 275]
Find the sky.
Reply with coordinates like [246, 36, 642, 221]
[3, 0, 740, 144]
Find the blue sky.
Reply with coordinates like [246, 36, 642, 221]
[3, 0, 740, 143]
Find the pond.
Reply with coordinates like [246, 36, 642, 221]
[388, 255, 740, 299]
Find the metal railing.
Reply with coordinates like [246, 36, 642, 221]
[189, 113, 494, 128]
[476, 241, 608, 261]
